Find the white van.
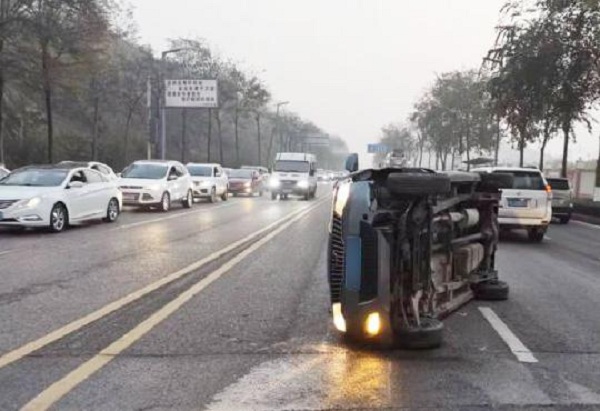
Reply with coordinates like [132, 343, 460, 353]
[269, 152, 318, 200]
[472, 167, 552, 242]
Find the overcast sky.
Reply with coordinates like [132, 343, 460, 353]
[129, 0, 598, 168]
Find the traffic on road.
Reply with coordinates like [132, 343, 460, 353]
[1, 0, 600, 410]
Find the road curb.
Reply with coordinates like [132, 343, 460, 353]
[572, 213, 600, 226]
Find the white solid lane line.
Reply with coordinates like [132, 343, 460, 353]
[572, 220, 600, 230]
[20, 198, 327, 411]
[479, 307, 538, 363]
[0, 198, 328, 371]
[113, 201, 239, 230]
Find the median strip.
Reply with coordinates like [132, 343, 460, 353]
[20, 197, 327, 411]
[0, 198, 329, 371]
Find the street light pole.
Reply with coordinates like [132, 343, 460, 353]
[275, 101, 289, 152]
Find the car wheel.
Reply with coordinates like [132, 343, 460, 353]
[49, 203, 68, 233]
[304, 192, 310, 201]
[528, 227, 545, 243]
[473, 280, 509, 301]
[394, 318, 444, 350]
[221, 189, 228, 201]
[160, 192, 171, 212]
[271, 192, 278, 201]
[103, 198, 120, 223]
[259, 190, 263, 197]
[209, 187, 217, 203]
[282, 194, 288, 200]
[182, 190, 193, 208]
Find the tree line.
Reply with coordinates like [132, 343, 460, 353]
[379, 0, 600, 184]
[0, 0, 348, 171]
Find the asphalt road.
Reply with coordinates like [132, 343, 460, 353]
[1, 188, 599, 411]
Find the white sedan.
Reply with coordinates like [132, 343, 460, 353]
[0, 165, 122, 233]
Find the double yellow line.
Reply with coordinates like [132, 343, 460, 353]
[0, 197, 328, 411]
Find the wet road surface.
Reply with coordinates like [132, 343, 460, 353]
[1, 188, 599, 410]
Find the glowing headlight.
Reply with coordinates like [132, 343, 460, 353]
[332, 303, 346, 333]
[244, 181, 251, 188]
[334, 182, 351, 215]
[297, 180, 309, 189]
[365, 312, 381, 336]
[269, 179, 281, 188]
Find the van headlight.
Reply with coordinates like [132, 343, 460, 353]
[297, 180, 309, 189]
[269, 178, 281, 188]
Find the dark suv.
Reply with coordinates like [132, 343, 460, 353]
[547, 177, 573, 224]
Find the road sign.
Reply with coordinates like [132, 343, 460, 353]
[368, 143, 389, 154]
[165, 79, 218, 108]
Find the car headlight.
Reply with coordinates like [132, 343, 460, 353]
[244, 181, 251, 188]
[269, 178, 281, 188]
[297, 180, 309, 189]
[146, 184, 161, 191]
[200, 180, 211, 187]
[15, 197, 42, 209]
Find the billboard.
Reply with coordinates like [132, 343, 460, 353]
[165, 79, 218, 108]
[368, 143, 389, 154]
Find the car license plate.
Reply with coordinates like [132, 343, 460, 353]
[508, 198, 528, 207]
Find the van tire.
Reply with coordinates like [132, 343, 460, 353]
[474, 280, 509, 301]
[394, 318, 443, 350]
[528, 227, 545, 243]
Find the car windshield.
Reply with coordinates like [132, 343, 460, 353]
[0, 169, 68, 187]
[494, 170, 545, 190]
[274, 161, 310, 173]
[121, 164, 168, 180]
[229, 169, 253, 179]
[548, 179, 570, 190]
[187, 165, 212, 177]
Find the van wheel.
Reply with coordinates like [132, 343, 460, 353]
[474, 280, 509, 301]
[271, 192, 278, 200]
[209, 188, 217, 203]
[528, 227, 545, 243]
[394, 318, 443, 350]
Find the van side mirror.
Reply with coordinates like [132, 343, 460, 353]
[345, 153, 359, 173]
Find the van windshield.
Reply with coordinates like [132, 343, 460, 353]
[274, 161, 310, 173]
[494, 170, 545, 190]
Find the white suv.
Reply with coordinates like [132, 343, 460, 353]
[186, 163, 228, 202]
[119, 160, 194, 211]
[473, 167, 552, 242]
